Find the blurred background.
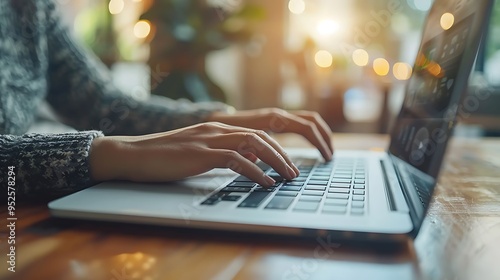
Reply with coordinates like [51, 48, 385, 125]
[59, 0, 500, 136]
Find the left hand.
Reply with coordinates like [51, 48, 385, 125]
[207, 108, 333, 161]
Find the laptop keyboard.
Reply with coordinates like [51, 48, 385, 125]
[201, 158, 367, 215]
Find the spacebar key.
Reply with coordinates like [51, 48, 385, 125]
[238, 192, 270, 208]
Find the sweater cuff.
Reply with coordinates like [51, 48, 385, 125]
[0, 131, 104, 199]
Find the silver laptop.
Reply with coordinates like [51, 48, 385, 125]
[49, 0, 493, 242]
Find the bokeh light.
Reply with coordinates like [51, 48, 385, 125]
[315, 50, 333, 68]
[134, 20, 151, 39]
[427, 62, 443, 77]
[440, 13, 454, 30]
[408, 0, 432, 11]
[415, 0, 432, 11]
[373, 58, 390, 76]
[352, 49, 369, 66]
[108, 0, 124, 15]
[393, 62, 413, 80]
[316, 19, 340, 36]
[288, 0, 305, 15]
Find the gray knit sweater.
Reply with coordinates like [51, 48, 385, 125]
[0, 0, 228, 199]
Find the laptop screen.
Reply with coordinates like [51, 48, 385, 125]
[388, 0, 492, 179]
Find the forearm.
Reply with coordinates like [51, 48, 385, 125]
[45, 2, 231, 135]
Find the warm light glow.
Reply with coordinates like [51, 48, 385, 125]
[134, 20, 151, 39]
[373, 58, 390, 76]
[288, 0, 305, 14]
[427, 62, 443, 77]
[393, 62, 413, 80]
[314, 50, 333, 68]
[316, 19, 340, 36]
[108, 0, 124, 15]
[352, 49, 369, 66]
[440, 13, 454, 30]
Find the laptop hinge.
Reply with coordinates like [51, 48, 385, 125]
[389, 156, 421, 234]
[380, 160, 396, 211]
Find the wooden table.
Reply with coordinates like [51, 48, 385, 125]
[1, 134, 499, 280]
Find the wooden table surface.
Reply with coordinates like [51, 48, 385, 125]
[1, 133, 499, 280]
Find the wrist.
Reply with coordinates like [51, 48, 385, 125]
[89, 136, 124, 181]
[206, 106, 236, 122]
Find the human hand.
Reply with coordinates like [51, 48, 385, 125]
[89, 122, 300, 187]
[207, 108, 333, 161]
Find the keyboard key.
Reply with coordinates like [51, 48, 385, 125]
[280, 185, 302, 191]
[269, 175, 285, 182]
[354, 175, 365, 179]
[254, 186, 276, 192]
[353, 190, 365, 195]
[322, 205, 347, 214]
[221, 195, 242, 201]
[234, 176, 254, 182]
[305, 186, 326, 191]
[310, 176, 330, 181]
[328, 188, 349, 194]
[312, 172, 331, 177]
[265, 196, 295, 209]
[285, 181, 304, 186]
[238, 192, 270, 208]
[352, 195, 365, 201]
[293, 201, 319, 212]
[329, 183, 350, 188]
[335, 171, 353, 175]
[353, 184, 365, 189]
[332, 174, 352, 179]
[298, 166, 313, 171]
[324, 199, 348, 206]
[351, 208, 364, 215]
[302, 190, 324, 196]
[299, 196, 322, 202]
[201, 193, 226, 205]
[331, 179, 351, 184]
[351, 201, 365, 208]
[228, 182, 255, 188]
[201, 199, 219, 205]
[276, 191, 299, 197]
[292, 178, 308, 182]
[314, 168, 331, 173]
[354, 180, 365, 184]
[308, 180, 328, 186]
[222, 186, 252, 192]
[327, 193, 349, 199]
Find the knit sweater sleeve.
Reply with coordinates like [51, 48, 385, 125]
[0, 131, 103, 200]
[44, 1, 230, 136]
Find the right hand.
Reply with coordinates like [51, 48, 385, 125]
[89, 122, 300, 187]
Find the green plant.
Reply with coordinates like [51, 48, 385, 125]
[141, 0, 265, 56]
[140, 0, 265, 102]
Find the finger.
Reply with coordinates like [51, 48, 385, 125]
[211, 116, 331, 161]
[208, 132, 297, 180]
[205, 122, 300, 175]
[209, 149, 276, 187]
[251, 130, 300, 176]
[280, 115, 333, 161]
[294, 111, 334, 153]
[243, 153, 258, 163]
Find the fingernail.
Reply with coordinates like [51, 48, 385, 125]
[292, 163, 300, 175]
[286, 165, 297, 179]
[264, 175, 276, 186]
